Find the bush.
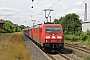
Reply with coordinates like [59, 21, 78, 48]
[64, 35, 73, 40]
[64, 35, 80, 42]
[86, 30, 90, 36]
[0, 20, 26, 33]
[71, 35, 80, 42]
[74, 31, 82, 36]
[80, 32, 88, 41]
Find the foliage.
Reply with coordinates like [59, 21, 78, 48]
[86, 29, 90, 36]
[54, 18, 59, 24]
[84, 56, 90, 60]
[54, 13, 82, 35]
[64, 30, 90, 45]
[79, 30, 90, 41]
[53, 13, 90, 44]
[86, 30, 90, 44]
[15, 54, 23, 60]
[80, 32, 88, 41]
[19, 25, 26, 30]
[0, 20, 26, 33]
[74, 51, 90, 60]
[64, 35, 80, 42]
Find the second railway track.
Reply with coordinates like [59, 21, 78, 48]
[65, 42, 90, 54]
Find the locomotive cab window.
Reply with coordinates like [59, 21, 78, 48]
[45, 26, 60, 33]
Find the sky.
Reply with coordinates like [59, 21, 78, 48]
[0, 0, 90, 27]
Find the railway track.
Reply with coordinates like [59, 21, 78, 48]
[27, 36, 70, 60]
[58, 53, 71, 60]
[24, 34, 71, 60]
[65, 42, 90, 54]
[46, 51, 83, 60]
[47, 53, 71, 60]
[47, 54, 56, 60]
[23, 34, 51, 60]
[24, 34, 83, 60]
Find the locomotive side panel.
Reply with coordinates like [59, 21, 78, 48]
[28, 28, 32, 38]
[31, 26, 42, 45]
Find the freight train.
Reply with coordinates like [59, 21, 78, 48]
[23, 23, 64, 51]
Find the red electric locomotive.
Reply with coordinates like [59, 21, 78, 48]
[29, 23, 64, 50]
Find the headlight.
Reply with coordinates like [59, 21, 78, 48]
[45, 40, 50, 42]
[52, 36, 55, 39]
[57, 36, 62, 39]
[46, 36, 50, 39]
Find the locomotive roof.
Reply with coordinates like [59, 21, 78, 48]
[44, 22, 52, 24]
[33, 23, 62, 28]
[33, 24, 42, 28]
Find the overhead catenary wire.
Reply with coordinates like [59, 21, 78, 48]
[0, 0, 61, 18]
[40, 0, 61, 18]
[47, 0, 52, 5]
[31, 0, 61, 15]
[31, 0, 61, 9]
[49, 0, 60, 8]
[14, 0, 61, 17]
[31, 0, 41, 8]
[30, 0, 61, 23]
[35, 0, 41, 5]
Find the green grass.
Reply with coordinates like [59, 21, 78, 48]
[0, 33, 12, 42]
[84, 56, 90, 60]
[15, 54, 23, 60]
[74, 52, 90, 60]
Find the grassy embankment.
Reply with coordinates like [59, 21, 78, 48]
[0, 32, 32, 60]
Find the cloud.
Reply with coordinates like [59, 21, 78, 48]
[0, 7, 32, 26]
[0, 0, 30, 3]
[62, 6, 68, 10]
[0, 7, 21, 16]
[31, 4, 53, 13]
[0, 7, 32, 18]
[29, 4, 53, 19]
[56, 8, 84, 19]
[44, 4, 52, 9]
[74, 1, 84, 7]
[65, 8, 83, 14]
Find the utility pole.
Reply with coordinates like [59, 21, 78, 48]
[43, 9, 54, 23]
[31, 20, 36, 26]
[84, 2, 87, 21]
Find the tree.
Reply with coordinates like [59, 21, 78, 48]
[1, 20, 14, 33]
[0, 20, 26, 33]
[54, 19, 59, 24]
[54, 13, 82, 35]
[19, 25, 26, 30]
